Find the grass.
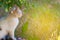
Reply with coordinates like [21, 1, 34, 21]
[15, 1, 60, 40]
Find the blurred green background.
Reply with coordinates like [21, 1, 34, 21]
[0, 0, 60, 40]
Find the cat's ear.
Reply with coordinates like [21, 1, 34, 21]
[10, 5, 18, 14]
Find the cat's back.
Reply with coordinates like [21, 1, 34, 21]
[0, 7, 9, 23]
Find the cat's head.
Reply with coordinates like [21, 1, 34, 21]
[10, 5, 22, 18]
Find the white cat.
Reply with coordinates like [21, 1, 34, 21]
[0, 5, 22, 40]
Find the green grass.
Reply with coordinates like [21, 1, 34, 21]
[15, 0, 60, 40]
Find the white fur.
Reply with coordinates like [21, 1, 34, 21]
[0, 6, 22, 40]
[0, 17, 19, 39]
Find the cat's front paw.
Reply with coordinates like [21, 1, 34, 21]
[12, 37, 16, 40]
[17, 37, 22, 40]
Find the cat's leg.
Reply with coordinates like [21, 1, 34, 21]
[9, 30, 16, 40]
